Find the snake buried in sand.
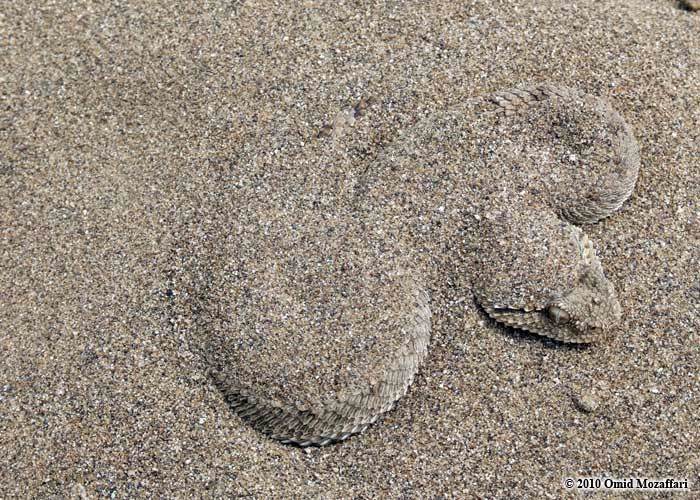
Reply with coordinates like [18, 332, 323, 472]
[183, 84, 640, 447]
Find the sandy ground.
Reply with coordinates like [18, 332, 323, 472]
[1, 0, 698, 497]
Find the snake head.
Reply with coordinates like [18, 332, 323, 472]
[472, 200, 622, 343]
[540, 251, 622, 342]
[479, 257, 621, 343]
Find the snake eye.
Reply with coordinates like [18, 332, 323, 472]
[547, 305, 570, 324]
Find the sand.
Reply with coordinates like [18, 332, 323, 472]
[1, 0, 698, 497]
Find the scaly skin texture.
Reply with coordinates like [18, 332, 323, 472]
[468, 85, 637, 342]
[212, 276, 430, 447]
[472, 194, 622, 343]
[204, 83, 640, 446]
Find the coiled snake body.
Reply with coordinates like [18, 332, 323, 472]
[199, 84, 640, 447]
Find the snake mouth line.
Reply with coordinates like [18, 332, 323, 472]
[478, 303, 601, 344]
[479, 305, 545, 331]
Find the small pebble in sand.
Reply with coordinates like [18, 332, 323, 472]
[680, 0, 700, 11]
[574, 391, 599, 413]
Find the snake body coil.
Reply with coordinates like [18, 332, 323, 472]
[204, 84, 640, 446]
